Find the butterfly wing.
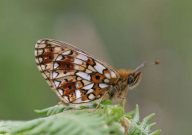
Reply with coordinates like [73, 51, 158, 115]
[35, 39, 120, 104]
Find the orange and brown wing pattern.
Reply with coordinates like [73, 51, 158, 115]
[35, 39, 120, 104]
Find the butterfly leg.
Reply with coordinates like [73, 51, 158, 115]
[118, 87, 129, 109]
[119, 96, 127, 109]
[95, 91, 109, 109]
[115, 93, 128, 109]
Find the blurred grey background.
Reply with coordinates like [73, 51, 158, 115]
[0, 1, 191, 135]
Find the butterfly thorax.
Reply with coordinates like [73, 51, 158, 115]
[110, 69, 138, 104]
[107, 69, 129, 104]
[117, 69, 131, 90]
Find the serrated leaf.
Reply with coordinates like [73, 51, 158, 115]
[35, 105, 67, 116]
[150, 129, 161, 135]
[0, 104, 161, 135]
[132, 104, 140, 123]
[8, 112, 108, 135]
[140, 113, 155, 129]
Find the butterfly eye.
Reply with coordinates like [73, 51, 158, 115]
[127, 75, 135, 85]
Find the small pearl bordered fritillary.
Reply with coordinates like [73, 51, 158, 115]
[35, 39, 143, 105]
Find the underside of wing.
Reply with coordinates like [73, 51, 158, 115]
[35, 39, 120, 104]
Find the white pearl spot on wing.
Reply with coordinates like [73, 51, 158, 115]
[54, 80, 61, 87]
[88, 94, 95, 100]
[56, 55, 63, 61]
[52, 72, 59, 78]
[76, 72, 91, 81]
[75, 90, 81, 99]
[94, 62, 106, 74]
[74, 58, 83, 65]
[76, 53, 88, 61]
[99, 83, 109, 88]
[88, 65, 96, 72]
[62, 50, 71, 55]
[75, 82, 79, 88]
[58, 89, 64, 96]
[53, 62, 59, 69]
[38, 57, 43, 63]
[37, 49, 43, 55]
[87, 89, 94, 94]
[83, 83, 94, 90]
[104, 79, 110, 83]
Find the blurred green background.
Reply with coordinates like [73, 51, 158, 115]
[0, 0, 191, 134]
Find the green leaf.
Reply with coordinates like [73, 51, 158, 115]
[100, 100, 113, 105]
[131, 104, 140, 123]
[127, 105, 161, 135]
[34, 104, 70, 116]
[10, 112, 108, 135]
[0, 104, 161, 135]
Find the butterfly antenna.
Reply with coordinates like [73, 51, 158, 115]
[134, 59, 160, 72]
[134, 61, 147, 72]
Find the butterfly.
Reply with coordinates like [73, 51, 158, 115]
[35, 39, 143, 105]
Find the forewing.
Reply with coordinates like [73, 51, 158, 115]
[35, 39, 120, 104]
